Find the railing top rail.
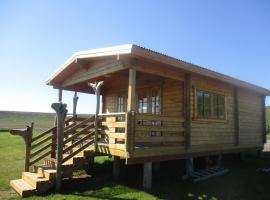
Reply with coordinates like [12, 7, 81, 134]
[98, 112, 126, 117]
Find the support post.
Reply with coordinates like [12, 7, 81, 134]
[143, 162, 152, 190]
[9, 123, 34, 172]
[89, 81, 104, 151]
[186, 157, 194, 177]
[184, 74, 191, 149]
[113, 156, 121, 180]
[58, 89, 63, 102]
[73, 92, 79, 117]
[262, 95, 267, 143]
[126, 68, 136, 154]
[24, 123, 34, 172]
[51, 102, 67, 192]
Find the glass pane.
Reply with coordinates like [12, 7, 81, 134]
[196, 91, 204, 117]
[151, 90, 160, 114]
[204, 93, 211, 117]
[138, 96, 148, 113]
[212, 94, 218, 119]
[218, 95, 225, 119]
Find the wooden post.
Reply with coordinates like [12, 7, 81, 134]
[127, 67, 136, 111]
[184, 74, 191, 149]
[186, 157, 194, 177]
[113, 156, 121, 180]
[24, 123, 34, 172]
[51, 102, 67, 192]
[58, 89, 63, 102]
[234, 87, 239, 146]
[262, 95, 266, 143]
[143, 162, 152, 190]
[89, 81, 104, 151]
[51, 128, 56, 159]
[73, 92, 79, 117]
[126, 68, 136, 154]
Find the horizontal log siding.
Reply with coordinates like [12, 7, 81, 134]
[190, 76, 235, 151]
[238, 89, 264, 147]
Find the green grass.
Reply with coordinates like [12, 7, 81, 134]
[1, 130, 270, 200]
[1, 110, 270, 199]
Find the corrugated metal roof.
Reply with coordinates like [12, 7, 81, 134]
[46, 44, 270, 95]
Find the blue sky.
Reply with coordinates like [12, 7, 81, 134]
[0, 0, 269, 113]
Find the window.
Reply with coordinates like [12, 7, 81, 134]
[137, 88, 161, 114]
[196, 91, 225, 120]
[151, 90, 160, 114]
[138, 96, 148, 113]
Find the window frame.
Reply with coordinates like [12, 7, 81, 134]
[193, 88, 227, 122]
[137, 87, 162, 115]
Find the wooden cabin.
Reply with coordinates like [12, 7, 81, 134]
[10, 44, 270, 196]
[47, 44, 270, 164]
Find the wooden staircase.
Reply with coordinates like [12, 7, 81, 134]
[10, 116, 96, 197]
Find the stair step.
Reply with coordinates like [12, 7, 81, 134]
[22, 172, 50, 189]
[10, 179, 36, 197]
[63, 154, 85, 165]
[36, 166, 56, 181]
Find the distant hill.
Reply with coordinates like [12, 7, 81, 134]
[0, 111, 55, 131]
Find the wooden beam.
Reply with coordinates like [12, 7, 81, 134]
[234, 87, 239, 146]
[62, 60, 126, 87]
[262, 95, 267, 143]
[58, 89, 63, 102]
[127, 67, 136, 111]
[135, 61, 185, 81]
[51, 102, 67, 192]
[184, 74, 191, 149]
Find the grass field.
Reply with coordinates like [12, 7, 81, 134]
[1, 110, 270, 199]
[0, 111, 55, 131]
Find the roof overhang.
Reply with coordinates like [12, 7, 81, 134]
[46, 44, 270, 96]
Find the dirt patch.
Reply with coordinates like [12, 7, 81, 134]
[0, 190, 18, 198]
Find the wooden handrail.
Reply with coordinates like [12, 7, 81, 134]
[63, 124, 94, 145]
[99, 112, 126, 117]
[63, 131, 95, 154]
[62, 139, 94, 164]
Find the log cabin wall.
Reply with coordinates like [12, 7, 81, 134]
[238, 89, 264, 147]
[102, 66, 264, 158]
[190, 76, 236, 152]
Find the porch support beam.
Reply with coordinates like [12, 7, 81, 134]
[127, 67, 136, 111]
[73, 92, 79, 117]
[126, 67, 136, 154]
[51, 102, 67, 192]
[89, 81, 104, 151]
[58, 89, 63, 102]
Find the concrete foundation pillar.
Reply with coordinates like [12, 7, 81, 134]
[186, 157, 194, 176]
[153, 162, 160, 173]
[217, 154, 222, 168]
[143, 162, 152, 190]
[113, 156, 121, 180]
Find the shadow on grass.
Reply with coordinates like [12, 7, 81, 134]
[38, 154, 270, 200]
